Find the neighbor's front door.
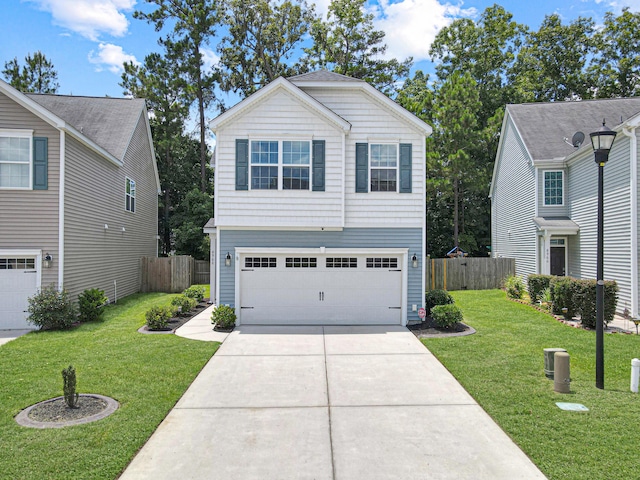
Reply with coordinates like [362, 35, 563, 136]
[550, 241, 566, 276]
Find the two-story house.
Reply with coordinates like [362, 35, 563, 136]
[491, 97, 640, 317]
[0, 79, 160, 330]
[205, 71, 431, 326]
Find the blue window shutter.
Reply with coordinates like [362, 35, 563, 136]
[235, 139, 249, 190]
[33, 137, 48, 190]
[399, 143, 412, 193]
[355, 143, 368, 193]
[312, 140, 325, 191]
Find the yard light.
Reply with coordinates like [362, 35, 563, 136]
[411, 253, 418, 268]
[590, 120, 617, 390]
[225, 252, 231, 267]
[43, 253, 52, 268]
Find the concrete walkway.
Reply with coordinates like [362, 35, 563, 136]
[120, 325, 546, 480]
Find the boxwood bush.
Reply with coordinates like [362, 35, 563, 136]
[183, 285, 205, 302]
[27, 285, 77, 330]
[572, 279, 619, 328]
[550, 276, 575, 318]
[425, 289, 454, 315]
[211, 305, 236, 330]
[171, 295, 197, 315]
[527, 274, 553, 304]
[504, 275, 525, 300]
[431, 304, 464, 329]
[145, 305, 174, 330]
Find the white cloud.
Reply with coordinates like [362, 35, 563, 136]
[201, 48, 220, 70]
[371, 0, 477, 62]
[27, 0, 135, 41]
[88, 43, 138, 73]
[604, 0, 640, 11]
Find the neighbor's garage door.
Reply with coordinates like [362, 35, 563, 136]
[239, 254, 403, 325]
[0, 257, 38, 330]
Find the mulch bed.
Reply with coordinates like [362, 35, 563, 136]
[15, 394, 119, 429]
[407, 317, 475, 338]
[141, 301, 210, 333]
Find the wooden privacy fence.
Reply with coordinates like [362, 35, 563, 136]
[194, 259, 210, 284]
[426, 257, 515, 291]
[141, 255, 196, 293]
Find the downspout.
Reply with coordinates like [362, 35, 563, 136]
[341, 131, 346, 228]
[534, 165, 540, 273]
[58, 130, 65, 289]
[622, 126, 638, 317]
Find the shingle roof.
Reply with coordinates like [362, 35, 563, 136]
[534, 216, 579, 232]
[25, 94, 145, 162]
[507, 97, 640, 161]
[287, 70, 365, 83]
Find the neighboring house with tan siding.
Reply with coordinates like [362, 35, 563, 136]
[205, 71, 431, 326]
[0, 79, 160, 330]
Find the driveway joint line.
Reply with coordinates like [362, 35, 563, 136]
[323, 326, 337, 480]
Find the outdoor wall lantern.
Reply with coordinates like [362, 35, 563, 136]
[590, 120, 617, 390]
[43, 253, 53, 268]
[225, 252, 232, 267]
[411, 253, 419, 268]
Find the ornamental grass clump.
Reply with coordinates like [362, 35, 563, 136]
[62, 365, 79, 409]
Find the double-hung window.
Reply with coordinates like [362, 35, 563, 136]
[250, 140, 311, 190]
[370, 144, 398, 192]
[544, 171, 563, 206]
[126, 177, 136, 212]
[0, 131, 32, 189]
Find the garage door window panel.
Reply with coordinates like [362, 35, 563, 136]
[245, 257, 277, 268]
[286, 257, 317, 268]
[367, 257, 398, 269]
[326, 257, 357, 268]
[0, 258, 36, 269]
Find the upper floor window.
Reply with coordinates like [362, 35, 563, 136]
[126, 177, 136, 212]
[370, 144, 398, 192]
[250, 140, 310, 190]
[544, 171, 563, 206]
[0, 133, 31, 189]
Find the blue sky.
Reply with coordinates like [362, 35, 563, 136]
[2, 0, 639, 108]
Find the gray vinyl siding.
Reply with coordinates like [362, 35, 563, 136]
[537, 168, 569, 217]
[0, 92, 60, 288]
[491, 116, 537, 277]
[567, 135, 632, 311]
[219, 228, 423, 322]
[63, 113, 158, 300]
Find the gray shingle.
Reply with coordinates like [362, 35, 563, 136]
[508, 97, 640, 161]
[287, 70, 364, 83]
[26, 93, 145, 161]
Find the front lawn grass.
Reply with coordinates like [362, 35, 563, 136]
[422, 290, 640, 480]
[0, 290, 218, 480]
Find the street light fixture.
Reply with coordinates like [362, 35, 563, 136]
[589, 120, 617, 390]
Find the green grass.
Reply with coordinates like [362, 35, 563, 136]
[0, 288, 218, 480]
[422, 290, 640, 480]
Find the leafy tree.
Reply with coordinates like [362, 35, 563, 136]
[304, 0, 412, 94]
[395, 70, 434, 124]
[134, 0, 221, 192]
[2, 51, 59, 93]
[172, 187, 213, 260]
[511, 14, 595, 102]
[218, 0, 315, 97]
[589, 8, 640, 98]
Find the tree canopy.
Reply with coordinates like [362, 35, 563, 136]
[2, 51, 59, 94]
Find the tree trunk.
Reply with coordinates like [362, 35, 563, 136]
[453, 177, 459, 249]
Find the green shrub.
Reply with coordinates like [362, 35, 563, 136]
[573, 279, 619, 328]
[62, 365, 79, 409]
[27, 285, 77, 330]
[78, 288, 108, 322]
[504, 275, 525, 300]
[527, 274, 553, 304]
[431, 304, 464, 328]
[550, 276, 575, 318]
[145, 305, 173, 330]
[211, 305, 236, 330]
[183, 285, 206, 302]
[171, 295, 197, 315]
[425, 289, 454, 315]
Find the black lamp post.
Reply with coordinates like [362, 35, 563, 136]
[589, 121, 617, 390]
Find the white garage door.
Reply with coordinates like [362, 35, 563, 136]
[238, 253, 404, 325]
[0, 257, 39, 330]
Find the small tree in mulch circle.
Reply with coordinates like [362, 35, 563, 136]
[62, 365, 79, 409]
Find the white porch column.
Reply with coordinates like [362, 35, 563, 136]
[541, 231, 552, 275]
[209, 230, 217, 304]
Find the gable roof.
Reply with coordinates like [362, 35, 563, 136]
[26, 94, 146, 163]
[209, 76, 352, 133]
[287, 70, 365, 83]
[507, 97, 640, 161]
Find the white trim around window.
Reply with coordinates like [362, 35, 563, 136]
[543, 170, 564, 206]
[369, 143, 398, 192]
[125, 177, 136, 213]
[0, 129, 33, 190]
[249, 139, 312, 191]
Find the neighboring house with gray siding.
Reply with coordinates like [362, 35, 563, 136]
[490, 97, 640, 316]
[0, 79, 160, 330]
[205, 71, 432, 326]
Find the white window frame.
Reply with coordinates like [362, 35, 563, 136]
[369, 143, 398, 193]
[249, 139, 312, 191]
[543, 170, 564, 206]
[125, 177, 136, 213]
[0, 129, 33, 190]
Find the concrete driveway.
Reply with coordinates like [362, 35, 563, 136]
[119, 326, 546, 479]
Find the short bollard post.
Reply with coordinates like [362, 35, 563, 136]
[554, 352, 570, 394]
[631, 358, 640, 393]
